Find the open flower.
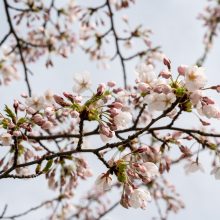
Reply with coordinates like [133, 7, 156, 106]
[135, 63, 156, 86]
[0, 133, 12, 146]
[184, 160, 205, 175]
[25, 95, 45, 111]
[142, 162, 159, 179]
[0, 63, 19, 85]
[129, 188, 151, 209]
[190, 90, 202, 106]
[198, 104, 220, 119]
[145, 92, 176, 111]
[185, 66, 207, 92]
[113, 111, 132, 130]
[95, 173, 112, 191]
[73, 72, 92, 93]
[133, 162, 159, 182]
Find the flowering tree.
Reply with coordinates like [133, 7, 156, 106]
[0, 0, 220, 219]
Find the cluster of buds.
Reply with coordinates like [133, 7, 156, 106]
[95, 147, 160, 209]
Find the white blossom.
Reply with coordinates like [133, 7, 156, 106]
[114, 111, 132, 130]
[66, 0, 78, 22]
[0, 64, 19, 85]
[198, 104, 220, 119]
[136, 63, 156, 86]
[73, 72, 92, 93]
[184, 161, 205, 175]
[151, 51, 166, 62]
[190, 90, 202, 106]
[142, 162, 159, 180]
[0, 133, 12, 146]
[44, 90, 54, 105]
[185, 66, 207, 92]
[129, 188, 151, 209]
[211, 167, 220, 180]
[116, 90, 129, 104]
[95, 173, 112, 191]
[25, 95, 45, 111]
[144, 92, 176, 111]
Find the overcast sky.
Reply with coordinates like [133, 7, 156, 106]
[1, 0, 220, 219]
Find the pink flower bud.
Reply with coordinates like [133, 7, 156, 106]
[109, 108, 120, 117]
[202, 97, 215, 105]
[100, 125, 110, 136]
[136, 146, 148, 153]
[70, 110, 79, 118]
[177, 65, 187, 76]
[26, 107, 36, 114]
[159, 70, 171, 79]
[108, 130, 115, 138]
[111, 102, 123, 109]
[163, 57, 171, 70]
[53, 95, 70, 107]
[136, 164, 147, 173]
[33, 114, 43, 124]
[107, 81, 116, 87]
[97, 83, 106, 95]
[137, 82, 150, 93]
[45, 107, 54, 116]
[13, 130, 21, 137]
[113, 88, 123, 93]
[41, 121, 53, 130]
[63, 92, 74, 101]
[153, 84, 171, 94]
[21, 93, 28, 98]
[13, 100, 19, 109]
[18, 104, 26, 111]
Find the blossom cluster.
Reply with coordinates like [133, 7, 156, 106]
[95, 148, 159, 209]
[1, 0, 220, 219]
[0, 58, 220, 213]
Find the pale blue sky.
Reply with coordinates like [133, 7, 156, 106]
[1, 0, 220, 219]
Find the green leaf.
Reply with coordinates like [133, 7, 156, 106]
[175, 87, 186, 97]
[4, 105, 16, 122]
[1, 118, 10, 129]
[43, 159, 53, 173]
[35, 163, 41, 174]
[17, 117, 27, 126]
[207, 143, 217, 151]
[18, 145, 25, 156]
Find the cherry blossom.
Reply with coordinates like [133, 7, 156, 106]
[25, 95, 45, 111]
[129, 188, 152, 209]
[136, 63, 156, 86]
[184, 66, 207, 92]
[73, 72, 92, 93]
[144, 92, 176, 111]
[95, 173, 113, 191]
[184, 161, 205, 175]
[113, 111, 132, 130]
[0, 133, 12, 146]
[0, 0, 220, 219]
[142, 162, 159, 180]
